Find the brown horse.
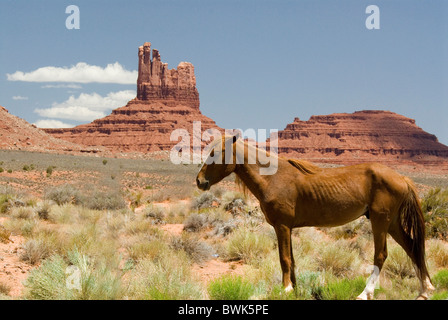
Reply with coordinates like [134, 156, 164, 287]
[196, 135, 434, 300]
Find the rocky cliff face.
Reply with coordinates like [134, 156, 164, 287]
[46, 42, 221, 152]
[275, 110, 448, 165]
[0, 105, 101, 153]
[137, 42, 199, 109]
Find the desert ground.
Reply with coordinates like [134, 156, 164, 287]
[1, 149, 448, 300]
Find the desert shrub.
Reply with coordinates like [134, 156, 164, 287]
[0, 168, 3, 173]
[35, 201, 52, 220]
[25, 251, 124, 300]
[2, 218, 36, 237]
[20, 239, 53, 265]
[383, 246, 414, 279]
[316, 239, 361, 277]
[102, 159, 108, 165]
[294, 271, 325, 300]
[0, 282, 10, 296]
[46, 166, 54, 177]
[323, 217, 372, 240]
[127, 252, 203, 300]
[421, 187, 448, 240]
[170, 234, 215, 263]
[224, 197, 247, 215]
[44, 184, 83, 206]
[24, 255, 69, 299]
[207, 275, 255, 300]
[183, 213, 208, 232]
[0, 225, 11, 244]
[82, 190, 126, 211]
[0, 187, 16, 214]
[11, 207, 36, 220]
[144, 205, 165, 224]
[317, 276, 366, 300]
[226, 227, 274, 263]
[191, 191, 219, 210]
[128, 191, 144, 211]
[126, 238, 170, 262]
[428, 240, 448, 268]
[124, 217, 164, 237]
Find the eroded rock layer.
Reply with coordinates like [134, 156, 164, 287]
[275, 110, 448, 166]
[45, 42, 221, 152]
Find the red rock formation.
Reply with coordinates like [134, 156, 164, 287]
[46, 43, 221, 152]
[274, 110, 448, 166]
[0, 105, 101, 153]
[137, 42, 199, 109]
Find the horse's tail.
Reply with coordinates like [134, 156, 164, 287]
[398, 177, 430, 281]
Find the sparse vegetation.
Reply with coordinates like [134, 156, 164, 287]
[208, 275, 255, 300]
[0, 150, 448, 300]
[422, 187, 448, 240]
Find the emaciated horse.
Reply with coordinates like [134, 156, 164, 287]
[196, 135, 434, 300]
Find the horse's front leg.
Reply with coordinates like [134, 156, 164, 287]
[274, 224, 295, 292]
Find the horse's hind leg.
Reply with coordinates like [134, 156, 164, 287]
[357, 210, 389, 300]
[388, 220, 434, 299]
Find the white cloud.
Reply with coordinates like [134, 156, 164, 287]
[12, 95, 28, 100]
[34, 119, 75, 129]
[7, 62, 137, 84]
[41, 84, 82, 89]
[34, 90, 136, 122]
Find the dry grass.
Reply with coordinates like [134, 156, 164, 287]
[1, 151, 448, 300]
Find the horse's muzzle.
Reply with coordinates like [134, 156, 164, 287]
[196, 178, 210, 191]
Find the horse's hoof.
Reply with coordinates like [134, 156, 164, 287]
[356, 292, 373, 300]
[415, 294, 429, 300]
[284, 284, 294, 293]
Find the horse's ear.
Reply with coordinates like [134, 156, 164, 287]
[232, 134, 239, 144]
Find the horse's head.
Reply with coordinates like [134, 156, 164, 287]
[196, 134, 239, 191]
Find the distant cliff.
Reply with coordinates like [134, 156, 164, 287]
[45, 42, 221, 152]
[274, 110, 448, 166]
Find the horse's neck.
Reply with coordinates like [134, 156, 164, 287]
[234, 141, 276, 201]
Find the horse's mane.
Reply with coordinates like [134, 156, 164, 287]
[287, 159, 322, 175]
[234, 174, 249, 197]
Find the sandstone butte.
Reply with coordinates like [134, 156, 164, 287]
[0, 105, 103, 154]
[44, 42, 222, 153]
[272, 110, 448, 167]
[32, 41, 448, 169]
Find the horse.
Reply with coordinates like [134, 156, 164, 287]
[196, 135, 434, 300]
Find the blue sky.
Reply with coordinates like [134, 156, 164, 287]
[1, 0, 447, 144]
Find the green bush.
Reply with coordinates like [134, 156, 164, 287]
[46, 166, 54, 177]
[422, 188, 448, 240]
[127, 252, 204, 300]
[25, 251, 124, 300]
[317, 277, 366, 300]
[208, 275, 255, 300]
[433, 269, 448, 290]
